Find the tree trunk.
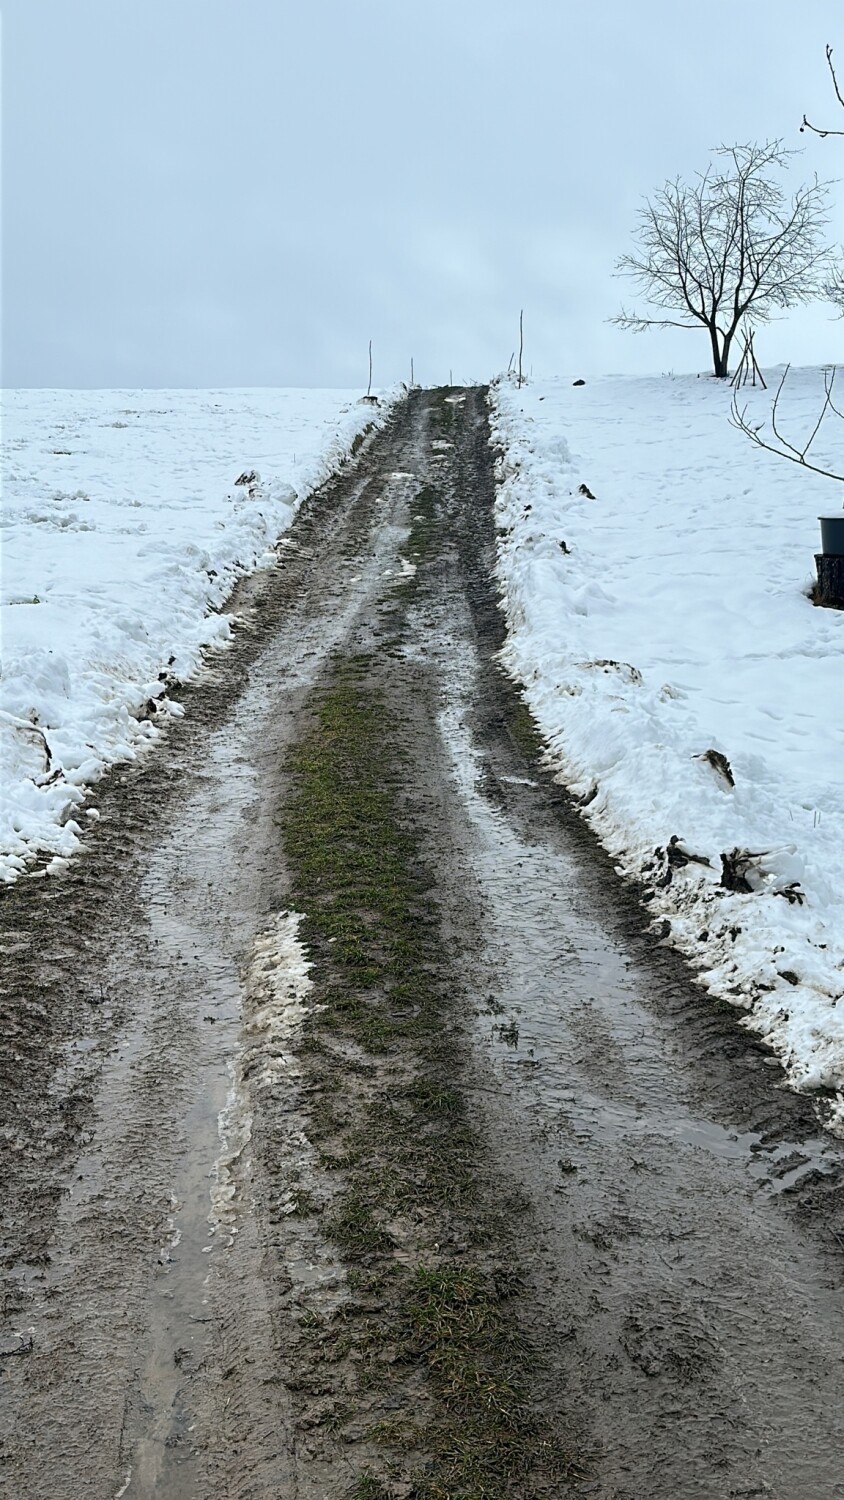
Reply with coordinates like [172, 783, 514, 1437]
[709, 326, 728, 378]
[816, 553, 844, 608]
[721, 328, 736, 378]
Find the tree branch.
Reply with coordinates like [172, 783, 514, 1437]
[730, 364, 844, 483]
[610, 309, 700, 331]
[802, 46, 844, 137]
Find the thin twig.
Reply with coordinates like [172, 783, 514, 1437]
[0, 1336, 33, 1357]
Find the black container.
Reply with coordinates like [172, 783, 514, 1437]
[819, 515, 844, 554]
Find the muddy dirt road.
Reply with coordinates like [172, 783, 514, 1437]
[3, 388, 844, 1499]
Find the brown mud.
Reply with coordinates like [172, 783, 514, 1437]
[2, 389, 844, 1499]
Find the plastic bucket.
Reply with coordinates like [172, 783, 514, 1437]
[819, 515, 844, 554]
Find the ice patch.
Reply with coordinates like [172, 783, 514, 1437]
[209, 911, 313, 1243]
[242, 910, 314, 1084]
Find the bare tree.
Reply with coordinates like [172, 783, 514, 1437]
[612, 141, 833, 378]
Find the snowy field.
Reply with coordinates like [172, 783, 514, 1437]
[1, 387, 392, 881]
[490, 368, 844, 1106]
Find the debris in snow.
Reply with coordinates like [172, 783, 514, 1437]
[646, 835, 712, 888]
[37, 766, 64, 789]
[719, 848, 756, 893]
[720, 846, 806, 905]
[581, 659, 643, 685]
[696, 748, 735, 788]
[667, 835, 712, 868]
[577, 482, 596, 499]
[0, 710, 52, 773]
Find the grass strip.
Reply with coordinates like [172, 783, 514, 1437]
[280, 659, 575, 1496]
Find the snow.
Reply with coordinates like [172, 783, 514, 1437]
[211, 910, 314, 1245]
[1, 387, 393, 881]
[489, 367, 844, 1107]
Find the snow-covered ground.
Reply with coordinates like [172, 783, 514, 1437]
[490, 368, 844, 1107]
[1, 388, 392, 881]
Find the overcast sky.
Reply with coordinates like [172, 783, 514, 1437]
[5, 0, 844, 388]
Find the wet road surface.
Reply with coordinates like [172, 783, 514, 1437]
[2, 388, 844, 1498]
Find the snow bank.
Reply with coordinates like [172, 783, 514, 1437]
[490, 368, 844, 1105]
[1, 387, 393, 880]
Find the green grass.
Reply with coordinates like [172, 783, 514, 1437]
[405, 485, 440, 567]
[279, 654, 576, 1493]
[347, 1476, 393, 1500]
[402, 1265, 564, 1500]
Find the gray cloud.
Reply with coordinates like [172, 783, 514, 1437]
[5, 0, 844, 386]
